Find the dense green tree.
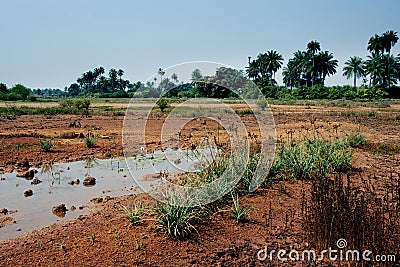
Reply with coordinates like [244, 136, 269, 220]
[343, 56, 365, 90]
[207, 67, 246, 97]
[67, 83, 81, 96]
[246, 50, 283, 87]
[0, 83, 8, 93]
[284, 43, 337, 87]
[10, 84, 31, 100]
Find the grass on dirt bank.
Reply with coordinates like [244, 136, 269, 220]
[128, 131, 359, 240]
[132, 130, 399, 259]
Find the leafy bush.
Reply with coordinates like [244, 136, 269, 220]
[59, 99, 75, 109]
[73, 98, 91, 110]
[156, 97, 170, 112]
[59, 98, 91, 114]
[85, 133, 98, 148]
[0, 92, 24, 101]
[27, 94, 37, 102]
[40, 139, 54, 152]
[9, 84, 31, 100]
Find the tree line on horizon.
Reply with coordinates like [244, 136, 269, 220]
[1, 30, 399, 101]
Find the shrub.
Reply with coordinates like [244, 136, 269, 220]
[40, 139, 54, 152]
[85, 133, 98, 148]
[279, 136, 352, 180]
[347, 130, 367, 148]
[73, 98, 91, 112]
[59, 98, 91, 114]
[122, 204, 144, 225]
[154, 200, 199, 239]
[156, 97, 170, 112]
[59, 99, 74, 109]
[27, 94, 37, 102]
[0, 92, 23, 101]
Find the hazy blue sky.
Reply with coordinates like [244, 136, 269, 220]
[1, 0, 399, 89]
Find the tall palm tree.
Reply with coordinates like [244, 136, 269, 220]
[283, 60, 300, 89]
[255, 51, 284, 85]
[98, 76, 108, 93]
[292, 50, 309, 87]
[343, 56, 365, 90]
[108, 69, 118, 92]
[307, 40, 321, 87]
[365, 54, 385, 87]
[315, 51, 338, 85]
[171, 73, 179, 84]
[246, 59, 260, 81]
[264, 50, 284, 82]
[367, 34, 384, 55]
[158, 68, 165, 83]
[117, 69, 125, 90]
[381, 30, 399, 89]
[93, 67, 105, 83]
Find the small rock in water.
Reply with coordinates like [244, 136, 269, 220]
[20, 161, 30, 168]
[31, 178, 42, 185]
[74, 178, 80, 185]
[24, 189, 33, 197]
[70, 206, 76, 211]
[83, 177, 96, 186]
[91, 196, 113, 204]
[16, 169, 36, 178]
[0, 208, 8, 215]
[67, 180, 75, 185]
[66, 166, 70, 170]
[52, 204, 68, 213]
